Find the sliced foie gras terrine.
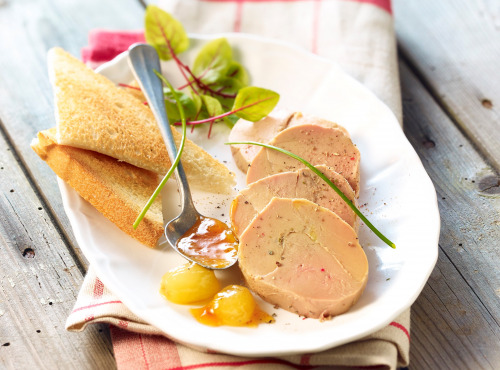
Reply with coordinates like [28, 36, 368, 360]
[230, 165, 358, 237]
[229, 109, 295, 173]
[229, 111, 349, 173]
[246, 124, 361, 196]
[238, 197, 368, 320]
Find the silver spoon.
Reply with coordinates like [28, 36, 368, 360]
[128, 43, 238, 270]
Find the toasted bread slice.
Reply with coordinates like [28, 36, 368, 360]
[48, 47, 235, 193]
[121, 80, 147, 103]
[31, 128, 163, 248]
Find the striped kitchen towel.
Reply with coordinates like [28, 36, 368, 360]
[67, 267, 410, 369]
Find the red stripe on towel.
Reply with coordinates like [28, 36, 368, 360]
[81, 29, 145, 63]
[167, 359, 314, 369]
[71, 300, 122, 313]
[93, 277, 104, 298]
[138, 334, 150, 369]
[300, 353, 312, 365]
[312, 0, 321, 53]
[201, 0, 391, 14]
[353, 0, 391, 13]
[234, 0, 244, 32]
[389, 321, 410, 341]
[111, 328, 183, 370]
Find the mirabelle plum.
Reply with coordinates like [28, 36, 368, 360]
[213, 285, 256, 325]
[190, 285, 275, 327]
[160, 262, 220, 304]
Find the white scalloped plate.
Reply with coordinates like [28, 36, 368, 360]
[58, 33, 439, 357]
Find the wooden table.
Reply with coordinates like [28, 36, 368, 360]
[1, 0, 499, 368]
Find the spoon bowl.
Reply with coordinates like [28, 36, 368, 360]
[128, 43, 238, 270]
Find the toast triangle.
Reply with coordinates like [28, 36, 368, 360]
[31, 128, 163, 248]
[48, 47, 235, 193]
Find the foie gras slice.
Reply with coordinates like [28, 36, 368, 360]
[229, 111, 349, 173]
[246, 124, 360, 197]
[231, 165, 358, 237]
[287, 112, 350, 137]
[238, 198, 368, 320]
[228, 109, 295, 173]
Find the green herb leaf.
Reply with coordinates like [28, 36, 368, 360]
[224, 141, 396, 249]
[201, 94, 224, 118]
[189, 93, 203, 116]
[163, 87, 198, 121]
[211, 77, 243, 95]
[208, 77, 243, 110]
[133, 71, 188, 229]
[192, 38, 233, 84]
[144, 5, 189, 60]
[226, 61, 249, 85]
[223, 114, 239, 128]
[210, 77, 245, 94]
[232, 87, 279, 122]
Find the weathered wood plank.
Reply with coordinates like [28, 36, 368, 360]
[399, 60, 500, 369]
[0, 0, 145, 367]
[394, 0, 500, 171]
[1, 0, 498, 367]
[410, 250, 500, 370]
[0, 130, 116, 369]
[0, 0, 145, 268]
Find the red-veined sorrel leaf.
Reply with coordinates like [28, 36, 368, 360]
[192, 38, 233, 84]
[163, 86, 198, 121]
[226, 61, 249, 85]
[201, 94, 224, 117]
[145, 5, 189, 60]
[232, 87, 279, 122]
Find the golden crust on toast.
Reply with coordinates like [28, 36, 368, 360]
[31, 128, 163, 248]
[48, 47, 235, 193]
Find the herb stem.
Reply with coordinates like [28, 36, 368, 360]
[118, 83, 141, 91]
[177, 79, 237, 99]
[180, 64, 237, 99]
[133, 72, 187, 229]
[172, 96, 275, 127]
[154, 12, 194, 93]
[224, 141, 396, 249]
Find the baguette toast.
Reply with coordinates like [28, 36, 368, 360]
[31, 128, 163, 248]
[48, 47, 235, 193]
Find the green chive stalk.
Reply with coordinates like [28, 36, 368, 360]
[225, 141, 396, 249]
[133, 71, 187, 229]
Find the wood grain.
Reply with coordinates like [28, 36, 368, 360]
[0, 0, 145, 268]
[0, 130, 116, 369]
[394, 0, 500, 171]
[1, 0, 499, 368]
[0, 0, 144, 368]
[399, 60, 500, 369]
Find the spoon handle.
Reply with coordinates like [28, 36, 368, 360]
[128, 43, 196, 216]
